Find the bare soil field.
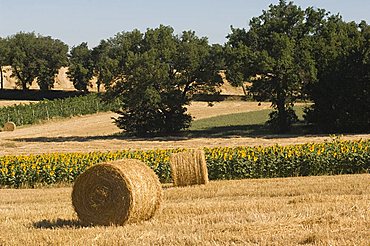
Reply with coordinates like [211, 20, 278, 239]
[0, 174, 368, 245]
[0, 100, 34, 107]
[0, 100, 369, 155]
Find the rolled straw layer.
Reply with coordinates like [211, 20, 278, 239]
[170, 149, 209, 187]
[3, 122, 16, 131]
[72, 159, 162, 226]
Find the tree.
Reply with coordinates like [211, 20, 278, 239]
[114, 50, 192, 135]
[225, 0, 317, 132]
[67, 42, 94, 91]
[174, 30, 223, 98]
[91, 40, 118, 92]
[305, 17, 370, 132]
[0, 37, 10, 90]
[103, 25, 223, 135]
[36, 36, 68, 90]
[6, 32, 68, 91]
[7, 32, 39, 90]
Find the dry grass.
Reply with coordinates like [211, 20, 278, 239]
[0, 174, 368, 245]
[0, 100, 34, 107]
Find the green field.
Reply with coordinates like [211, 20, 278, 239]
[189, 106, 306, 136]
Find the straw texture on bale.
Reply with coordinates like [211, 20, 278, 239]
[72, 159, 162, 226]
[170, 149, 209, 187]
[3, 122, 16, 131]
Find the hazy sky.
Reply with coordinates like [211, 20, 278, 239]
[1, 0, 369, 47]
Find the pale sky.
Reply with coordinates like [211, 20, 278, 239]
[1, 0, 369, 48]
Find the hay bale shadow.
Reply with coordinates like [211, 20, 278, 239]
[33, 218, 85, 229]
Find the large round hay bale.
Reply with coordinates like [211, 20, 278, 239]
[72, 159, 162, 226]
[3, 122, 16, 131]
[170, 149, 209, 187]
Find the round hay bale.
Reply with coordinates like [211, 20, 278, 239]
[72, 159, 162, 226]
[170, 149, 209, 187]
[3, 122, 16, 131]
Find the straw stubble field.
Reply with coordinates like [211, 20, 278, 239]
[0, 174, 368, 245]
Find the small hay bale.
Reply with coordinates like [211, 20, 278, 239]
[72, 159, 162, 226]
[3, 122, 16, 131]
[170, 149, 209, 187]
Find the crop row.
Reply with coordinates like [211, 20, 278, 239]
[0, 139, 369, 188]
[0, 94, 120, 127]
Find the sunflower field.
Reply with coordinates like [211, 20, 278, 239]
[0, 138, 369, 188]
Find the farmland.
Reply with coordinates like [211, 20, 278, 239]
[1, 100, 369, 156]
[0, 174, 368, 245]
[0, 99, 369, 245]
[1, 0, 369, 244]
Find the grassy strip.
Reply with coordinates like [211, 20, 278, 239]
[0, 94, 120, 127]
[0, 138, 368, 188]
[188, 106, 306, 136]
[190, 106, 306, 130]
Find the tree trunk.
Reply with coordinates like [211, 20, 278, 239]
[97, 80, 101, 93]
[0, 65, 3, 90]
[13, 66, 28, 91]
[277, 100, 287, 131]
[241, 83, 248, 100]
[182, 81, 192, 100]
[276, 91, 288, 133]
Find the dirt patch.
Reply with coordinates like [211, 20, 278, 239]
[189, 101, 271, 120]
[0, 101, 368, 155]
[0, 100, 35, 107]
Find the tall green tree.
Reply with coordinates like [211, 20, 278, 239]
[0, 37, 10, 90]
[67, 42, 94, 92]
[91, 40, 118, 92]
[174, 30, 223, 98]
[225, 0, 317, 132]
[103, 25, 223, 135]
[305, 17, 370, 132]
[7, 32, 39, 90]
[114, 49, 192, 135]
[6, 32, 68, 91]
[36, 36, 68, 90]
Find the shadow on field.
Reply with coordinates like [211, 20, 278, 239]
[33, 218, 86, 229]
[13, 123, 317, 143]
[13, 135, 123, 143]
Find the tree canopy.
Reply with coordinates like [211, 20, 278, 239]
[99, 25, 223, 135]
[0, 37, 10, 90]
[225, 0, 318, 132]
[6, 32, 68, 90]
[1, 1, 368, 135]
[305, 17, 370, 132]
[67, 42, 94, 92]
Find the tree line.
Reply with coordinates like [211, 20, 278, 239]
[0, 0, 369, 135]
